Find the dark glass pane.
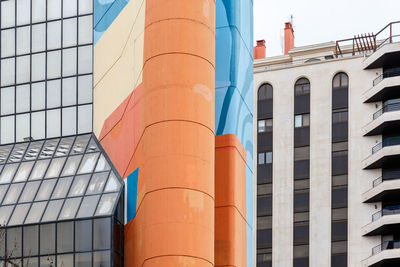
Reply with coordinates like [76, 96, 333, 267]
[23, 225, 39, 257]
[94, 250, 110, 267]
[114, 251, 122, 267]
[293, 257, 309, 267]
[257, 195, 272, 216]
[57, 221, 73, 253]
[7, 227, 22, 258]
[40, 224, 55, 255]
[332, 253, 347, 267]
[75, 252, 92, 267]
[257, 229, 272, 249]
[294, 225, 309, 245]
[113, 221, 123, 253]
[94, 217, 111, 250]
[0, 228, 4, 258]
[332, 188, 348, 209]
[75, 219, 92, 251]
[332, 221, 347, 242]
[294, 192, 309, 213]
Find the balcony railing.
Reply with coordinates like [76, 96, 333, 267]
[372, 176, 383, 187]
[373, 68, 400, 87]
[372, 205, 400, 222]
[372, 240, 400, 255]
[373, 102, 400, 119]
[372, 136, 400, 154]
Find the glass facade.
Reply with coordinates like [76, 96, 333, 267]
[0, 0, 93, 144]
[0, 134, 125, 266]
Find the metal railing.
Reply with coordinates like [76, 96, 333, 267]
[373, 102, 400, 120]
[372, 205, 400, 222]
[372, 136, 400, 154]
[372, 240, 400, 255]
[373, 67, 400, 87]
[372, 176, 383, 187]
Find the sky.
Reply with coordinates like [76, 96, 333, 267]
[254, 0, 400, 57]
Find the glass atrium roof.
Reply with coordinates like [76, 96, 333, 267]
[0, 134, 124, 227]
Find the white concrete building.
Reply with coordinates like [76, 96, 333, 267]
[254, 22, 400, 267]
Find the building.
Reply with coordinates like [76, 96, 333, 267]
[254, 22, 400, 267]
[0, 0, 255, 266]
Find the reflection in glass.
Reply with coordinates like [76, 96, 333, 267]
[45, 157, 66, 178]
[61, 155, 82, 176]
[23, 225, 38, 256]
[35, 179, 57, 201]
[69, 175, 90, 197]
[94, 251, 110, 267]
[13, 161, 34, 182]
[96, 193, 118, 216]
[0, 184, 9, 203]
[57, 221, 73, 253]
[78, 153, 99, 174]
[8, 203, 31, 225]
[0, 163, 18, 184]
[0, 206, 14, 225]
[75, 252, 92, 267]
[3, 183, 25, 205]
[40, 223, 55, 255]
[104, 173, 121, 192]
[59, 197, 81, 220]
[7, 227, 22, 258]
[52, 177, 73, 199]
[75, 220, 92, 251]
[29, 159, 50, 180]
[57, 254, 73, 267]
[87, 172, 108, 195]
[42, 199, 64, 222]
[77, 195, 100, 218]
[25, 202, 47, 224]
[94, 218, 111, 250]
[19, 181, 41, 203]
[95, 154, 110, 172]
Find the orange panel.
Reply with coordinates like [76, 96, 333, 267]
[215, 134, 247, 267]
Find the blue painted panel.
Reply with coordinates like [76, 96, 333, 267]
[94, 0, 130, 44]
[127, 168, 139, 222]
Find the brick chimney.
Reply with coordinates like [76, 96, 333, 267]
[254, 40, 266, 59]
[284, 22, 294, 54]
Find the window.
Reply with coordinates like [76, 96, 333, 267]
[294, 146, 310, 161]
[333, 73, 349, 90]
[258, 119, 272, 133]
[258, 83, 273, 101]
[258, 152, 272, 165]
[295, 114, 310, 128]
[333, 110, 348, 123]
[295, 78, 310, 96]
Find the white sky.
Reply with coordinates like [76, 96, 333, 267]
[254, 0, 400, 57]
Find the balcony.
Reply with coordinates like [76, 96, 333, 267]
[363, 137, 400, 169]
[363, 102, 400, 136]
[363, 177, 400, 203]
[364, 41, 400, 70]
[362, 206, 400, 236]
[363, 241, 400, 267]
[364, 69, 400, 103]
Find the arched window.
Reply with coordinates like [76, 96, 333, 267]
[332, 72, 349, 90]
[294, 78, 310, 96]
[258, 83, 273, 101]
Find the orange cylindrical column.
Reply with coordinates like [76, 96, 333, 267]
[125, 0, 216, 266]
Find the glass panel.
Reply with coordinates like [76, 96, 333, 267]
[31, 112, 46, 140]
[1, 29, 15, 58]
[62, 47, 77, 76]
[16, 26, 30, 55]
[75, 220, 92, 251]
[63, 18, 77, 47]
[47, 79, 61, 109]
[47, 50, 61, 79]
[16, 114, 29, 147]
[32, 0, 46, 23]
[31, 83, 46, 112]
[95, 193, 118, 216]
[0, 184, 9, 204]
[62, 107, 77, 136]
[0, 116, 14, 144]
[57, 221, 73, 253]
[258, 153, 265, 165]
[0, 205, 13, 225]
[7, 227, 22, 258]
[78, 153, 99, 174]
[29, 159, 50, 180]
[51, 176, 73, 199]
[0, 145, 14, 164]
[47, 0, 61, 20]
[1, 58, 15, 86]
[93, 218, 111, 250]
[0, 86, 14, 116]
[24, 257, 39, 267]
[25, 141, 44, 161]
[40, 140, 59, 159]
[266, 152, 273, 164]
[295, 115, 302, 127]
[79, 0, 93, 15]
[75, 252, 92, 267]
[42, 199, 64, 222]
[77, 195, 100, 218]
[0, 163, 18, 184]
[71, 135, 90, 154]
[16, 55, 30, 84]
[3, 183, 24, 205]
[31, 53, 46, 81]
[1, 0, 15, 28]
[58, 197, 81, 219]
[25, 202, 47, 224]
[46, 109, 61, 138]
[47, 21, 61, 50]
[94, 251, 110, 267]
[86, 138, 99, 153]
[23, 225, 39, 257]
[78, 45, 93, 74]
[55, 137, 75, 157]
[87, 172, 108, 195]
[16, 0, 30, 25]
[62, 77, 77, 106]
[40, 255, 55, 267]
[78, 15, 93, 45]
[45, 157, 66, 178]
[16, 84, 30, 113]
[40, 223, 55, 255]
[35, 179, 57, 201]
[32, 23, 46, 53]
[61, 155, 81, 177]
[13, 161, 34, 182]
[57, 254, 73, 267]
[19, 181, 41, 203]
[63, 0, 77, 17]
[69, 174, 90, 197]
[9, 143, 28, 162]
[104, 172, 121, 192]
[78, 74, 92, 104]
[95, 155, 110, 172]
[8, 203, 31, 225]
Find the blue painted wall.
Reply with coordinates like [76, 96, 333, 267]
[215, 1, 254, 266]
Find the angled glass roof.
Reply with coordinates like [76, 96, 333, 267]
[0, 134, 124, 227]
